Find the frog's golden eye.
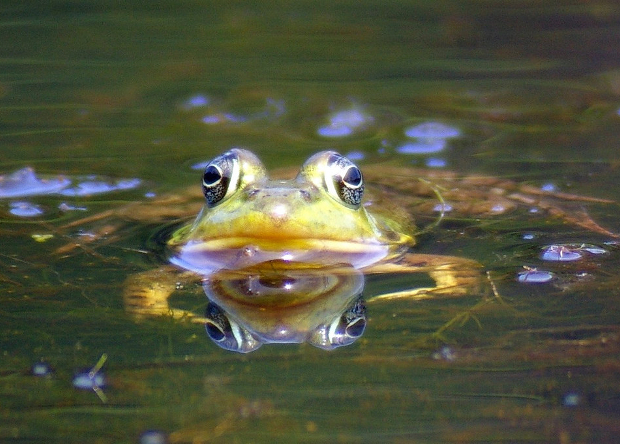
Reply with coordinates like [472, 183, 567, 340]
[325, 153, 364, 208]
[202, 150, 241, 207]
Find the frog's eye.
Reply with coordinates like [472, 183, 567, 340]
[202, 150, 243, 207]
[202, 149, 266, 207]
[324, 153, 364, 208]
[204, 302, 262, 353]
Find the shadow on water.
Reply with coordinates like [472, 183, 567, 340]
[2, 0, 620, 442]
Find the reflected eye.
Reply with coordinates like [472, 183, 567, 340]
[344, 316, 366, 338]
[204, 302, 262, 353]
[326, 153, 364, 208]
[309, 297, 367, 350]
[202, 150, 241, 207]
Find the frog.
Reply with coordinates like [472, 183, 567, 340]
[54, 149, 615, 351]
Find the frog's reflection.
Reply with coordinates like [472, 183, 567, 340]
[201, 261, 367, 353]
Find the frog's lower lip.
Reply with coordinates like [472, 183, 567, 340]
[168, 238, 394, 273]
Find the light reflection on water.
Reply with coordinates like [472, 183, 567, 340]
[2, 1, 620, 443]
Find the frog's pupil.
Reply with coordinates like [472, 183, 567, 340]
[343, 166, 362, 188]
[203, 165, 222, 185]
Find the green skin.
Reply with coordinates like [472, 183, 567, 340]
[168, 149, 415, 274]
[123, 149, 483, 335]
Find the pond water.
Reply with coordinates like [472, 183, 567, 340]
[2, 1, 620, 443]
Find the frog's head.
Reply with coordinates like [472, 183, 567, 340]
[169, 149, 413, 274]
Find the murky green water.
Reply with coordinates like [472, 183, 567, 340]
[2, 1, 620, 442]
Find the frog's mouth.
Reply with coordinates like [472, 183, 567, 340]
[168, 237, 399, 275]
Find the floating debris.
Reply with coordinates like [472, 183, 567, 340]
[9, 201, 44, 217]
[31, 234, 54, 243]
[0, 167, 71, 198]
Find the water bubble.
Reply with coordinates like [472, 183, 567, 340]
[72, 372, 105, 390]
[181, 94, 210, 109]
[522, 233, 535, 240]
[344, 151, 365, 161]
[317, 108, 373, 138]
[60, 178, 141, 196]
[431, 346, 456, 361]
[9, 201, 44, 217]
[540, 244, 608, 262]
[425, 157, 446, 168]
[517, 269, 554, 283]
[59, 202, 87, 212]
[404, 122, 461, 139]
[31, 362, 53, 377]
[581, 245, 607, 255]
[73, 353, 108, 403]
[540, 183, 557, 192]
[0, 167, 71, 198]
[201, 114, 224, 124]
[563, 391, 581, 407]
[541, 245, 583, 262]
[433, 203, 453, 212]
[396, 139, 447, 154]
[317, 124, 353, 138]
[140, 430, 168, 444]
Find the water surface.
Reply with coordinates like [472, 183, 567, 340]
[2, 1, 620, 442]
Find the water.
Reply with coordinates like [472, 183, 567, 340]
[2, 1, 620, 442]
